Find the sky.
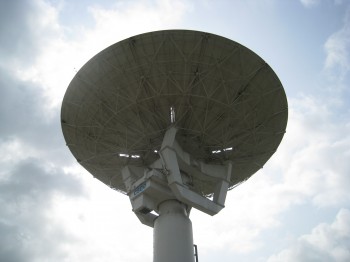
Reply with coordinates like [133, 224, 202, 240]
[0, 0, 349, 261]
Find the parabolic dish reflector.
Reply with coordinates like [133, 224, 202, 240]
[61, 30, 288, 196]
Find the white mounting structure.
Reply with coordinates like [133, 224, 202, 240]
[122, 127, 232, 262]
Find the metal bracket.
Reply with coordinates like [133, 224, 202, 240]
[159, 127, 231, 216]
[122, 127, 232, 227]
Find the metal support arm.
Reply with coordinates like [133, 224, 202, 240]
[159, 127, 231, 216]
[122, 127, 232, 227]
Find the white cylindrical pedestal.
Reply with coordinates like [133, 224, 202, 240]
[153, 200, 194, 262]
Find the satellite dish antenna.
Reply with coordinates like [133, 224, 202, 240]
[61, 30, 288, 262]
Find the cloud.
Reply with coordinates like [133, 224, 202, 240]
[299, 0, 345, 8]
[0, 159, 86, 262]
[0, 68, 50, 138]
[88, 0, 190, 39]
[0, 2, 89, 261]
[11, 0, 192, 107]
[267, 208, 350, 262]
[0, 0, 64, 152]
[299, 0, 321, 8]
[0, 159, 85, 199]
[0, 66, 73, 168]
[276, 95, 350, 207]
[324, 7, 350, 88]
[0, 1, 78, 167]
[0, 0, 61, 69]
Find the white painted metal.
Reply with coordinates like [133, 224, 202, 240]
[154, 200, 194, 262]
[121, 127, 233, 229]
[159, 127, 232, 215]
